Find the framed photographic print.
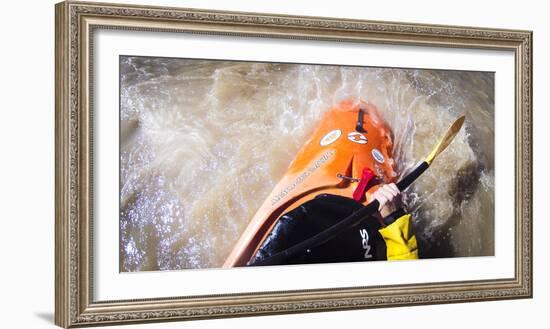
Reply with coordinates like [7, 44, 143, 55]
[55, 0, 532, 327]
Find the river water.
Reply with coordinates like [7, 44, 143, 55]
[119, 56, 494, 271]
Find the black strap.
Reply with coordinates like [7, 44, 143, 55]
[356, 108, 366, 133]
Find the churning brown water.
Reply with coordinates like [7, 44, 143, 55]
[119, 56, 494, 272]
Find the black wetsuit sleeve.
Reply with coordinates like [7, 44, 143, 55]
[382, 208, 406, 226]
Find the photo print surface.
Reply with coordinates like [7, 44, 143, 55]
[119, 56, 494, 272]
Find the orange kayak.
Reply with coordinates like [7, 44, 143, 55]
[223, 100, 397, 267]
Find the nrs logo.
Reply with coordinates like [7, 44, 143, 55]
[359, 228, 373, 259]
[347, 132, 368, 144]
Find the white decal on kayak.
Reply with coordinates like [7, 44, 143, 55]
[347, 132, 368, 144]
[270, 150, 335, 206]
[371, 148, 385, 163]
[359, 228, 373, 259]
[320, 129, 342, 146]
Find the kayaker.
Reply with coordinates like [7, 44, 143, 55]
[245, 181, 418, 265]
[225, 100, 420, 267]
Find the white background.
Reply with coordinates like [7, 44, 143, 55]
[95, 27, 515, 300]
[0, 0, 546, 328]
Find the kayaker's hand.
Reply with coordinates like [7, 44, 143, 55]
[372, 183, 400, 218]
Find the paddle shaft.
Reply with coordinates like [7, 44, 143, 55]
[397, 161, 429, 191]
[251, 161, 430, 266]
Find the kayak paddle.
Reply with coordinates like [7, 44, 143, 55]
[251, 115, 466, 266]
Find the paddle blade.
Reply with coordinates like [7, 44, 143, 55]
[426, 115, 466, 165]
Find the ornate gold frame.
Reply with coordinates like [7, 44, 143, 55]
[55, 1, 532, 327]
